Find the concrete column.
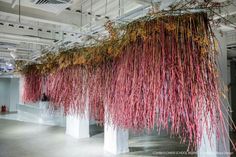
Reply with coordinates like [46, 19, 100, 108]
[198, 116, 217, 157]
[66, 111, 89, 139]
[198, 31, 230, 157]
[39, 101, 49, 121]
[104, 116, 129, 154]
[216, 30, 230, 157]
[230, 61, 236, 123]
[19, 76, 24, 104]
[9, 78, 20, 112]
[66, 87, 90, 139]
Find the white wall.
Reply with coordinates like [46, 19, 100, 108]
[9, 78, 19, 111]
[0, 78, 10, 109]
[19, 76, 24, 104]
[0, 78, 19, 112]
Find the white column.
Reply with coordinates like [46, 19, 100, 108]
[198, 116, 217, 157]
[216, 30, 230, 157]
[9, 78, 20, 112]
[39, 101, 49, 121]
[65, 87, 90, 139]
[198, 31, 230, 157]
[19, 76, 24, 104]
[104, 115, 129, 154]
[66, 113, 89, 139]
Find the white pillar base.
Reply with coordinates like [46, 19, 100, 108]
[198, 130, 217, 157]
[198, 31, 230, 157]
[39, 101, 49, 121]
[66, 114, 89, 139]
[104, 123, 129, 154]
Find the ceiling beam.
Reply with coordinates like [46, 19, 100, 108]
[0, 51, 29, 57]
[0, 32, 54, 45]
[213, 2, 236, 20]
[11, 0, 17, 8]
[0, 1, 83, 30]
[0, 19, 84, 47]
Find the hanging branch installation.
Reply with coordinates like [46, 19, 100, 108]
[18, 12, 235, 150]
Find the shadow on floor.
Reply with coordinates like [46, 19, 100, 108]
[90, 124, 104, 137]
[0, 119, 198, 157]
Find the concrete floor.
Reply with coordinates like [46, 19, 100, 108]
[0, 119, 194, 157]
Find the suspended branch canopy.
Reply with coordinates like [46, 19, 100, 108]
[16, 12, 219, 74]
[18, 11, 236, 150]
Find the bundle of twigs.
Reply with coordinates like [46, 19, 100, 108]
[21, 12, 234, 150]
[22, 68, 42, 103]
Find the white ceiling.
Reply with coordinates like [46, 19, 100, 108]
[0, 0, 145, 65]
[0, 0, 235, 74]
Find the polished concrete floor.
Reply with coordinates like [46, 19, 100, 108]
[0, 119, 194, 157]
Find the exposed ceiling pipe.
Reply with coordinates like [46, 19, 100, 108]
[0, 32, 54, 45]
[0, 56, 13, 60]
[0, 51, 29, 56]
[86, 5, 150, 35]
[11, 0, 17, 8]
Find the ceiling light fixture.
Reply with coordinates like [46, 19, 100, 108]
[8, 48, 18, 59]
[10, 51, 17, 59]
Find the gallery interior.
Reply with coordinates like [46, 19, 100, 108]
[0, 0, 236, 157]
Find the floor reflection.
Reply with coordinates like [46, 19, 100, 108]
[0, 118, 196, 157]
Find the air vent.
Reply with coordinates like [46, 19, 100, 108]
[32, 0, 73, 14]
[34, 0, 71, 5]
